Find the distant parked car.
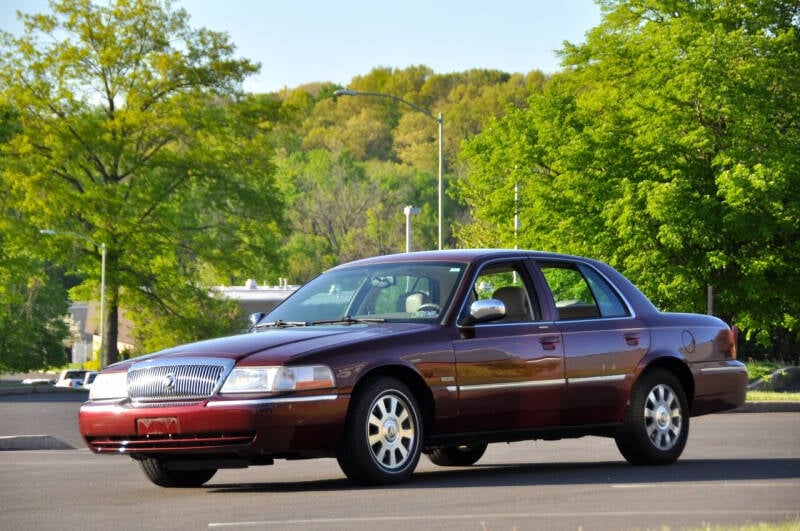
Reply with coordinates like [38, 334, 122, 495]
[80, 250, 747, 488]
[21, 378, 54, 385]
[82, 371, 98, 390]
[54, 369, 89, 389]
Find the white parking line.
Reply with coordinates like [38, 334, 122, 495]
[209, 509, 800, 528]
[611, 481, 800, 488]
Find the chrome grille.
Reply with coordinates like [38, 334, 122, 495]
[127, 358, 233, 402]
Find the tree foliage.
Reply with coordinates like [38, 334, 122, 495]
[276, 150, 436, 281]
[458, 0, 800, 347]
[0, 186, 71, 371]
[0, 0, 284, 365]
[276, 66, 542, 267]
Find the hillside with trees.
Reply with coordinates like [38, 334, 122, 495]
[0, 0, 797, 370]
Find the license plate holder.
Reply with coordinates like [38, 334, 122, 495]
[136, 417, 179, 435]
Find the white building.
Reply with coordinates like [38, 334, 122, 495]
[212, 278, 298, 316]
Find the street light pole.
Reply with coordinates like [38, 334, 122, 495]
[334, 89, 444, 250]
[40, 229, 107, 369]
[403, 205, 420, 253]
[99, 241, 106, 368]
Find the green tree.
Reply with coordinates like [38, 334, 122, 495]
[277, 150, 430, 280]
[0, 248, 71, 372]
[0, 102, 70, 372]
[0, 0, 284, 365]
[0, 149, 71, 370]
[282, 66, 543, 258]
[458, 0, 800, 348]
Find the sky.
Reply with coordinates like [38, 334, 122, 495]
[0, 0, 602, 94]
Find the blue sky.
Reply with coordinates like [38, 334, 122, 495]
[1, 0, 602, 93]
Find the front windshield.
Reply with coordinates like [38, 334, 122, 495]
[263, 261, 466, 325]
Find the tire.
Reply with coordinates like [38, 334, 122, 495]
[337, 377, 422, 485]
[615, 369, 689, 466]
[427, 444, 488, 467]
[139, 457, 217, 488]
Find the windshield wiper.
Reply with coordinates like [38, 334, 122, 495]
[257, 319, 308, 329]
[309, 316, 386, 326]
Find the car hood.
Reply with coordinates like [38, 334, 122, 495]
[110, 323, 433, 369]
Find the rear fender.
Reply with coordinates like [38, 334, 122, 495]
[631, 351, 694, 410]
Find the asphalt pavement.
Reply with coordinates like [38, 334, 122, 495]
[0, 386, 88, 450]
[2, 412, 799, 531]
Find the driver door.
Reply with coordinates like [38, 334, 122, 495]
[451, 259, 566, 433]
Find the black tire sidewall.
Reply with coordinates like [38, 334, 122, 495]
[427, 444, 488, 467]
[139, 457, 217, 487]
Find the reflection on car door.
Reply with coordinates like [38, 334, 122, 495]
[536, 260, 651, 425]
[451, 260, 566, 433]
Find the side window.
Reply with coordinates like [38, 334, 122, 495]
[471, 262, 540, 322]
[539, 262, 629, 320]
[579, 265, 629, 318]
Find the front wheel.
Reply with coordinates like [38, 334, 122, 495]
[427, 444, 488, 467]
[138, 457, 217, 488]
[615, 369, 689, 466]
[337, 377, 422, 485]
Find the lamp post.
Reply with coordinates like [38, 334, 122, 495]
[40, 229, 107, 369]
[402, 205, 420, 253]
[334, 89, 444, 250]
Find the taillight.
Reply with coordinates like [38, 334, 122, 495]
[717, 326, 738, 359]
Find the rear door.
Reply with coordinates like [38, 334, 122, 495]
[534, 260, 650, 425]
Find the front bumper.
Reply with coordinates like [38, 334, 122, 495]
[79, 394, 350, 456]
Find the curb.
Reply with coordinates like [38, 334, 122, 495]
[0, 386, 88, 397]
[728, 401, 800, 413]
[0, 435, 75, 451]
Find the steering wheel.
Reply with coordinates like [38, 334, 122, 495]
[416, 303, 441, 313]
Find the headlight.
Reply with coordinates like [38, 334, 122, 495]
[88, 372, 128, 400]
[220, 365, 335, 394]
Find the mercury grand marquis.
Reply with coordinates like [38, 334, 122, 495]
[79, 250, 747, 487]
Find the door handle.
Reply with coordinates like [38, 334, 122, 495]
[539, 336, 561, 351]
[624, 333, 640, 346]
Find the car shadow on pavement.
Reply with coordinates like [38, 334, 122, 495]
[205, 457, 800, 494]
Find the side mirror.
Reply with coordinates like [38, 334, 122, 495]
[248, 312, 265, 332]
[458, 299, 506, 326]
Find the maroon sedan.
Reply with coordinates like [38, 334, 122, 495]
[79, 250, 747, 487]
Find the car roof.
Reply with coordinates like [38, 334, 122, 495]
[326, 249, 659, 317]
[329, 249, 591, 269]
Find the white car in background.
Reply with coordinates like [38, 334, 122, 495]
[21, 377, 55, 385]
[82, 371, 99, 390]
[54, 369, 90, 389]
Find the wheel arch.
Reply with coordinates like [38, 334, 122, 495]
[348, 364, 434, 438]
[638, 354, 695, 410]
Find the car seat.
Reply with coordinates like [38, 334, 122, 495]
[491, 286, 531, 322]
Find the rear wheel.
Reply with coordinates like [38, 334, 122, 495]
[427, 444, 488, 467]
[139, 457, 217, 488]
[337, 377, 422, 485]
[615, 369, 689, 466]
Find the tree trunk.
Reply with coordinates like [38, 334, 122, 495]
[104, 285, 120, 367]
